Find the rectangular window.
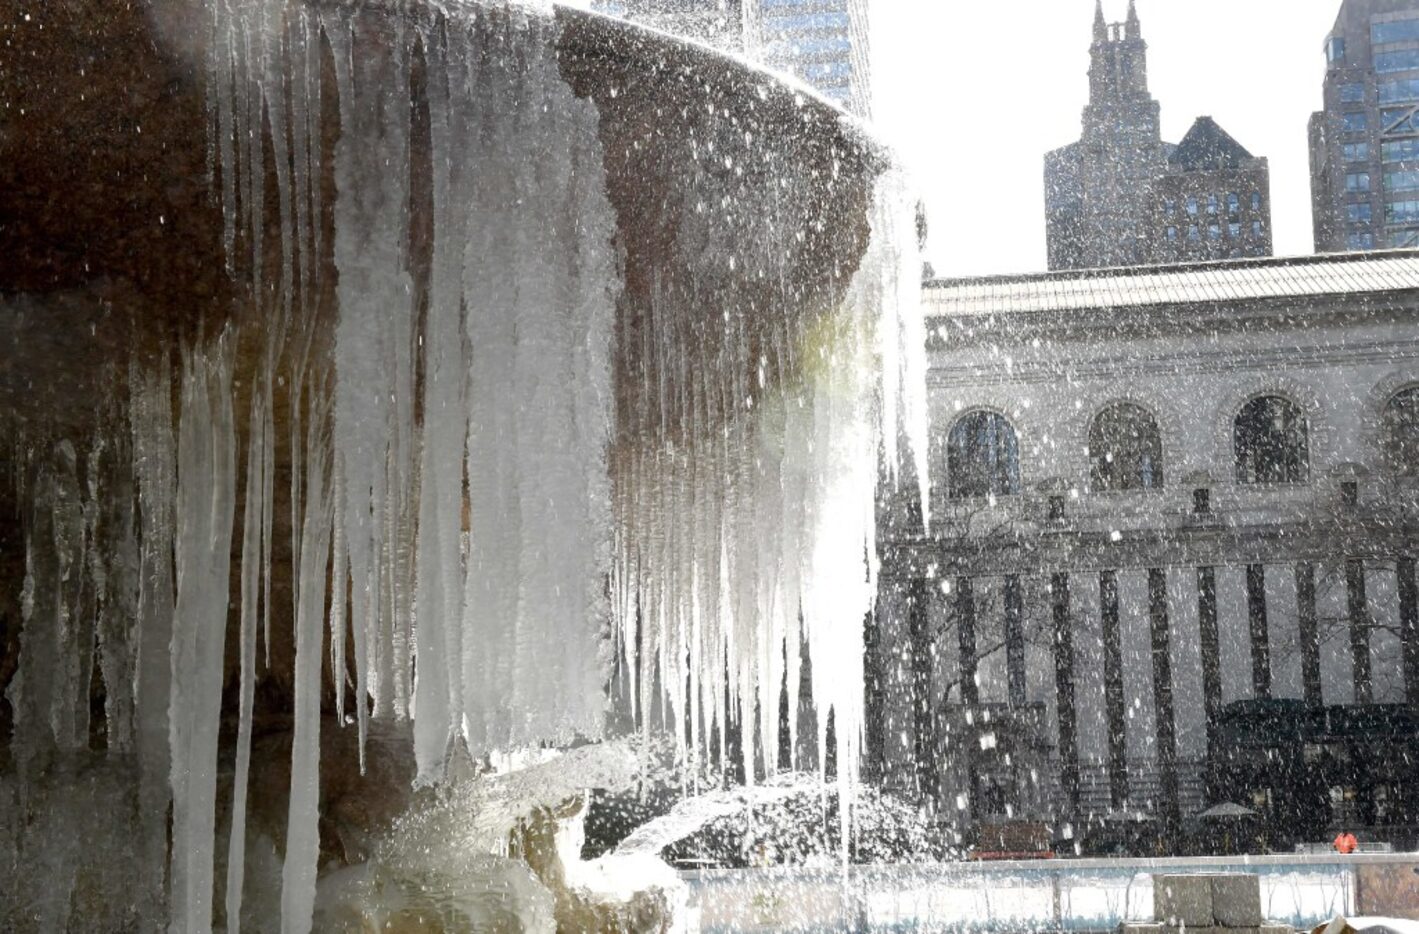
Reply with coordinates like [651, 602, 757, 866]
[1228, 222, 1242, 238]
[1193, 488, 1211, 515]
[1390, 228, 1419, 247]
[1380, 79, 1419, 104]
[787, 36, 852, 54]
[1383, 139, 1419, 162]
[1373, 18, 1419, 45]
[1328, 37, 1347, 64]
[1377, 49, 1419, 73]
[1385, 199, 1419, 224]
[1165, 226, 1178, 241]
[804, 61, 852, 79]
[1343, 143, 1370, 162]
[1347, 231, 1376, 249]
[1348, 202, 1373, 223]
[1343, 112, 1368, 133]
[1386, 170, 1419, 191]
[1347, 172, 1372, 192]
[1340, 83, 1366, 103]
[763, 11, 851, 31]
[1187, 225, 1200, 241]
[1381, 108, 1419, 133]
[1207, 223, 1222, 240]
[1252, 220, 1264, 237]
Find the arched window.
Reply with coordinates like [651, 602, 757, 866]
[1383, 386, 1419, 476]
[1090, 403, 1164, 491]
[1227, 192, 1240, 214]
[1234, 396, 1309, 484]
[948, 411, 1021, 499]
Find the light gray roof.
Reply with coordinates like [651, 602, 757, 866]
[924, 250, 1419, 318]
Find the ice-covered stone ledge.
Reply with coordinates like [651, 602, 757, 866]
[1125, 872, 1295, 934]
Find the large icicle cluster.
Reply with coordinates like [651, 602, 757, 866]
[206, 3, 617, 930]
[3, 0, 930, 930]
[612, 163, 929, 833]
[315, 6, 618, 781]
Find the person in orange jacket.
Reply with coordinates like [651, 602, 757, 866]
[1333, 830, 1358, 854]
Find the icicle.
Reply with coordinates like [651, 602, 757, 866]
[280, 399, 333, 934]
[169, 336, 238, 934]
[225, 388, 268, 934]
[211, 0, 238, 269]
[97, 434, 140, 754]
[328, 458, 347, 723]
[51, 438, 89, 754]
[131, 353, 177, 928]
[326, 9, 415, 771]
[261, 0, 295, 318]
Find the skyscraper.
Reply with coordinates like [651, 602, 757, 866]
[590, 0, 748, 53]
[591, 0, 870, 116]
[1045, 2, 1272, 270]
[750, 0, 870, 117]
[1308, 0, 1419, 252]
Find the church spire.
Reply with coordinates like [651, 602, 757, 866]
[1126, 0, 1140, 39]
[1094, 0, 1107, 41]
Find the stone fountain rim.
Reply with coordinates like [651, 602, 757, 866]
[285, 0, 892, 168]
[551, 2, 887, 157]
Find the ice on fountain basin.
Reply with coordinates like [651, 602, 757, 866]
[3, 0, 932, 930]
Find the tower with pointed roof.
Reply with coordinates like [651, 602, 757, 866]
[1045, 2, 1272, 269]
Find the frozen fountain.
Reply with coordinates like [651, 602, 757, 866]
[0, 1, 928, 930]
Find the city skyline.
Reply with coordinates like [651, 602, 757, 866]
[874, 0, 1345, 277]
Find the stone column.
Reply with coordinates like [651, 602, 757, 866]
[1150, 568, 1181, 833]
[1347, 558, 1373, 704]
[956, 577, 978, 708]
[909, 579, 938, 809]
[1196, 567, 1222, 743]
[954, 576, 979, 818]
[1100, 570, 1129, 809]
[1246, 563, 1272, 699]
[1051, 572, 1080, 815]
[1398, 557, 1419, 707]
[1004, 575, 1027, 708]
[1295, 562, 1324, 706]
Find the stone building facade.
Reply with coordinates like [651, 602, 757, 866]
[1309, 0, 1419, 253]
[870, 251, 1419, 851]
[1045, 2, 1272, 271]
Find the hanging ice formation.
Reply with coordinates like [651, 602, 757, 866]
[2, 0, 929, 929]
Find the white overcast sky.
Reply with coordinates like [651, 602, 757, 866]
[871, 0, 1344, 277]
